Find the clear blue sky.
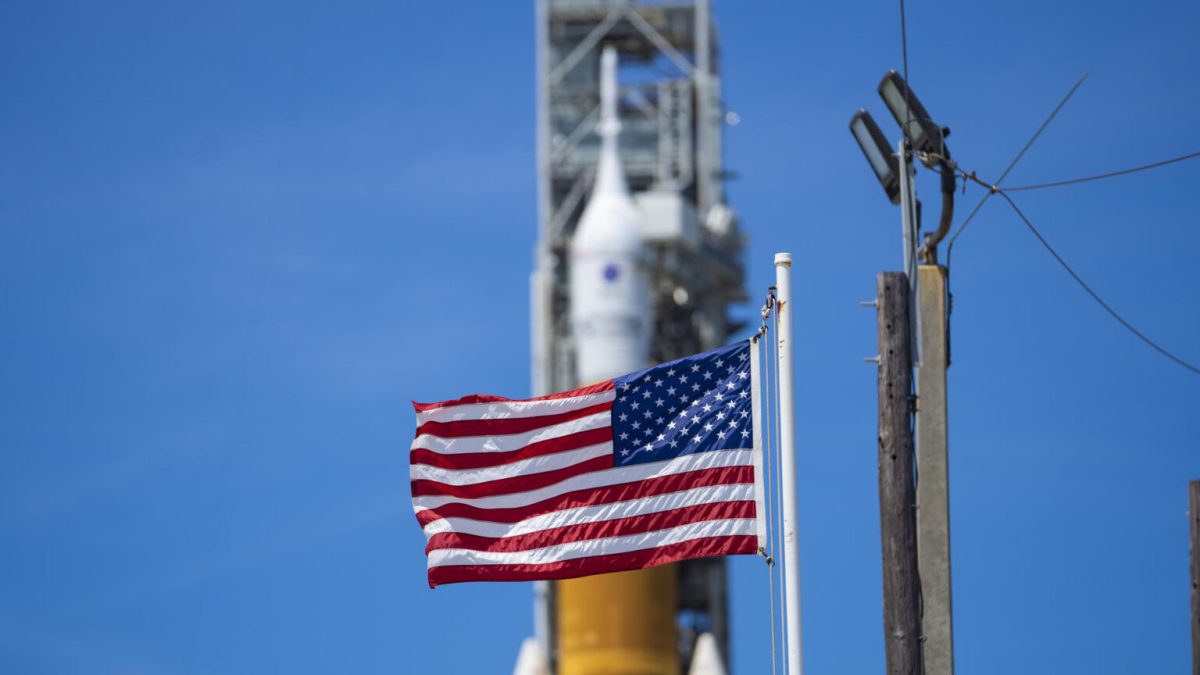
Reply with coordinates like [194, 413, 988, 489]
[1, 1, 1197, 673]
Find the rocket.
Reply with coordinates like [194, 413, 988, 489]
[554, 44, 679, 675]
[520, 37, 734, 675]
[569, 45, 653, 384]
[523, 8, 739, 672]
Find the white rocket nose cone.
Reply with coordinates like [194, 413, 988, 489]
[569, 44, 652, 384]
[687, 633, 728, 675]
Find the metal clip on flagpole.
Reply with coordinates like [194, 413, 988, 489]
[775, 252, 804, 675]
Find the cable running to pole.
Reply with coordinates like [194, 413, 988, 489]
[1001, 151, 1200, 192]
[945, 72, 1088, 259]
[759, 322, 781, 675]
[753, 288, 784, 675]
[956, 169, 1200, 376]
[899, 0, 911, 140]
[770, 306, 787, 674]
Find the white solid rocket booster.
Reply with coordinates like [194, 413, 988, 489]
[570, 45, 652, 384]
[686, 633, 728, 675]
[511, 638, 549, 675]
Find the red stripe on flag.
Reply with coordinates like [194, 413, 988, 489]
[414, 465, 754, 526]
[414, 401, 612, 439]
[425, 500, 756, 554]
[412, 380, 615, 413]
[426, 535, 759, 587]
[410, 455, 615, 499]
[410, 427, 614, 471]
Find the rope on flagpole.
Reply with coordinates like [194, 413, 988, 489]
[756, 287, 781, 675]
[758, 288, 779, 569]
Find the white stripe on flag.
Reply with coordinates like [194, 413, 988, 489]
[427, 517, 757, 567]
[421, 482, 756, 538]
[412, 411, 610, 455]
[415, 390, 616, 425]
[409, 442, 613, 485]
[413, 449, 754, 513]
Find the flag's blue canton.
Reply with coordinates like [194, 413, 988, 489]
[612, 341, 753, 467]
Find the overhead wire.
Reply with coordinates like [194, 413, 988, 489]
[896, 4, 929, 667]
[898, 0, 917, 284]
[955, 169, 1200, 377]
[923, 68, 1198, 376]
[939, 72, 1085, 363]
[892, 6, 933, 669]
[945, 72, 1088, 263]
[1001, 151, 1200, 192]
[899, 0, 910, 134]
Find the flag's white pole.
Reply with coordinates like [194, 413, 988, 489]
[775, 252, 805, 675]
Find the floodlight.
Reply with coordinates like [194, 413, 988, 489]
[877, 70, 942, 158]
[849, 109, 900, 205]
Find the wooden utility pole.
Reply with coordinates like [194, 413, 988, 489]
[1190, 480, 1199, 675]
[916, 263, 954, 675]
[876, 271, 922, 675]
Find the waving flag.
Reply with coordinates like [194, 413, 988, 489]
[410, 340, 765, 587]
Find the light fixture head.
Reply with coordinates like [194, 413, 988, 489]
[877, 70, 943, 159]
[849, 109, 900, 205]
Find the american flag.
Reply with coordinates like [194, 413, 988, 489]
[410, 340, 765, 587]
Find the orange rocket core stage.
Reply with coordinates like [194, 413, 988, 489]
[556, 566, 679, 675]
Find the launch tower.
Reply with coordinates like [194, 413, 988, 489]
[530, 2, 746, 673]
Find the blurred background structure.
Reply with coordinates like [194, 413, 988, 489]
[533, 0, 744, 396]
[531, 2, 745, 672]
